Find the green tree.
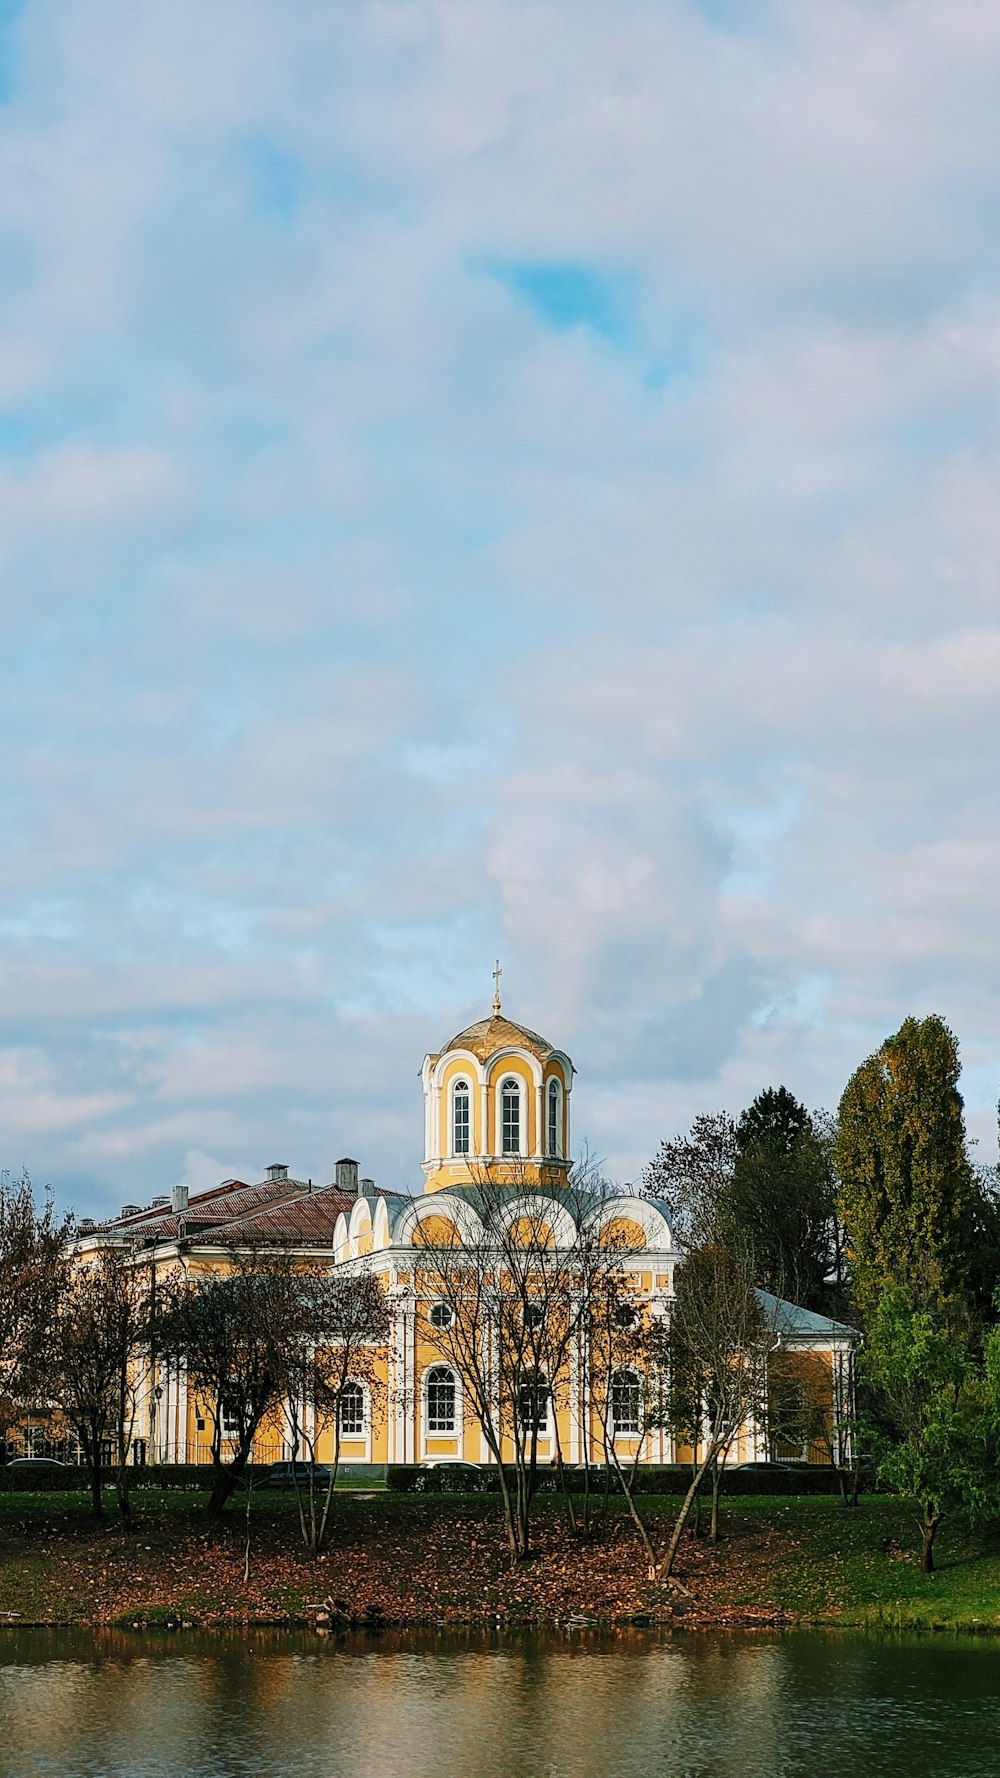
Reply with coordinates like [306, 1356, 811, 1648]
[835, 1015, 978, 1322]
[863, 1287, 994, 1572]
[725, 1088, 835, 1310]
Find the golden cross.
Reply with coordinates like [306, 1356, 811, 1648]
[492, 958, 502, 1016]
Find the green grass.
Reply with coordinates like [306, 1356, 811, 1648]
[697, 1494, 1000, 1633]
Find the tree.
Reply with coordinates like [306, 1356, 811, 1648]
[641, 1113, 737, 1248]
[652, 1243, 779, 1577]
[725, 1088, 836, 1310]
[418, 1161, 643, 1562]
[283, 1271, 389, 1554]
[0, 1171, 69, 1447]
[863, 1287, 993, 1572]
[836, 1016, 979, 1323]
[47, 1247, 147, 1521]
[158, 1252, 331, 1519]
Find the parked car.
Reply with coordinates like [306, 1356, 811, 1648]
[6, 1457, 67, 1470]
[424, 1459, 482, 1471]
[733, 1459, 813, 1471]
[262, 1461, 334, 1490]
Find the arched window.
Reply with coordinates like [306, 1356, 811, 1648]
[547, 1078, 561, 1157]
[517, 1371, 549, 1434]
[611, 1368, 642, 1436]
[452, 1079, 471, 1155]
[426, 1365, 457, 1434]
[338, 1381, 365, 1438]
[501, 1078, 521, 1154]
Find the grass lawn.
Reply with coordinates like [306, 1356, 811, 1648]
[0, 1486, 999, 1632]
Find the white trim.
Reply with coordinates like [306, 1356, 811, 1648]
[421, 1361, 463, 1457]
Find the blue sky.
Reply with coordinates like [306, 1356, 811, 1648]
[2, 0, 1000, 1215]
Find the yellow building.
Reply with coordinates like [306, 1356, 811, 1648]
[77, 992, 856, 1473]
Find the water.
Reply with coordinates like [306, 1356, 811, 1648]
[0, 1627, 998, 1778]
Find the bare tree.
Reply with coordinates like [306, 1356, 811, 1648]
[46, 1247, 147, 1521]
[417, 1161, 644, 1562]
[158, 1251, 330, 1519]
[283, 1271, 389, 1553]
[652, 1242, 780, 1579]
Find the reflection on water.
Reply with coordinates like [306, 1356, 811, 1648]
[0, 1626, 999, 1778]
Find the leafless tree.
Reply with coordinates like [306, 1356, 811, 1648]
[283, 1271, 389, 1553]
[46, 1246, 148, 1522]
[652, 1242, 781, 1579]
[416, 1160, 645, 1562]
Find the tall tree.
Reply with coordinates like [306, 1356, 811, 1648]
[0, 1171, 69, 1446]
[652, 1242, 778, 1577]
[862, 1286, 994, 1572]
[47, 1247, 148, 1521]
[641, 1113, 737, 1248]
[725, 1088, 835, 1310]
[835, 1015, 978, 1323]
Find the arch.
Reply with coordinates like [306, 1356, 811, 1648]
[412, 1214, 462, 1249]
[492, 1191, 580, 1251]
[430, 1048, 486, 1093]
[394, 1192, 486, 1249]
[585, 1195, 673, 1252]
[424, 1364, 460, 1435]
[333, 1212, 350, 1261]
[372, 1197, 392, 1250]
[348, 1196, 374, 1258]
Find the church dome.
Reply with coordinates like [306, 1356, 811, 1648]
[443, 1012, 555, 1064]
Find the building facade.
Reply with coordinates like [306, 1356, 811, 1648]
[76, 998, 856, 1471]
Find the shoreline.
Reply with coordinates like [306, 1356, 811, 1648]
[2, 1489, 1000, 1639]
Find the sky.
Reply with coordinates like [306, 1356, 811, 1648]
[2, 0, 1000, 1218]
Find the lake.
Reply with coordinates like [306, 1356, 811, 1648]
[0, 1627, 998, 1778]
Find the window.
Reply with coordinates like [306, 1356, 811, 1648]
[429, 1301, 454, 1331]
[522, 1303, 545, 1332]
[517, 1373, 549, 1434]
[339, 1382, 365, 1438]
[614, 1301, 637, 1330]
[220, 1395, 242, 1438]
[501, 1078, 520, 1154]
[611, 1369, 642, 1435]
[453, 1079, 470, 1155]
[426, 1366, 457, 1434]
[547, 1079, 560, 1157]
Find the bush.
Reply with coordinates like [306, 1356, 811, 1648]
[386, 1462, 867, 1496]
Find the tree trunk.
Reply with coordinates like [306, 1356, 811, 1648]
[920, 1504, 941, 1574]
[207, 1440, 252, 1519]
[656, 1450, 713, 1580]
[709, 1458, 721, 1542]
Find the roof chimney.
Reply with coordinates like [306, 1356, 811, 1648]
[335, 1157, 359, 1193]
[359, 1177, 376, 1199]
[172, 1184, 189, 1215]
[265, 1163, 289, 1181]
[120, 1204, 142, 1219]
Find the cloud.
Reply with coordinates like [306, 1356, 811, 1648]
[0, 0, 999, 1212]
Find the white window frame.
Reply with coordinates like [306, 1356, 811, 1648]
[547, 1077, 562, 1158]
[338, 1380, 367, 1439]
[424, 1365, 460, 1438]
[451, 1078, 471, 1157]
[500, 1076, 523, 1156]
[517, 1373, 550, 1436]
[610, 1368, 643, 1437]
